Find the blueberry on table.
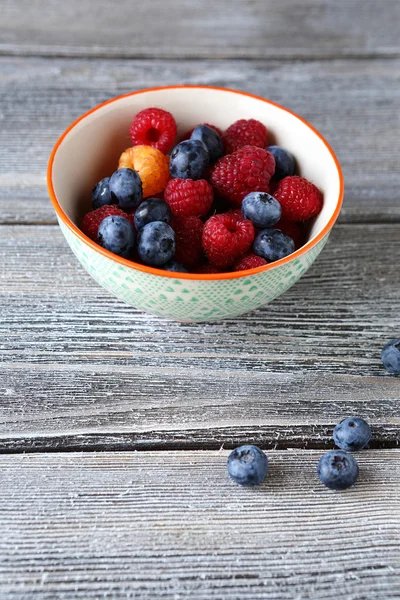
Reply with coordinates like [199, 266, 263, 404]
[333, 417, 372, 451]
[97, 215, 136, 259]
[318, 450, 359, 490]
[92, 177, 113, 209]
[109, 168, 143, 210]
[253, 228, 295, 262]
[134, 198, 172, 230]
[161, 259, 188, 273]
[169, 140, 209, 180]
[137, 221, 176, 266]
[267, 145, 296, 181]
[381, 339, 400, 374]
[227, 445, 268, 486]
[191, 125, 224, 162]
[242, 191, 282, 228]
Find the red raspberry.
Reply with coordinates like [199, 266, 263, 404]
[273, 218, 303, 249]
[223, 119, 268, 154]
[81, 206, 134, 241]
[192, 264, 222, 274]
[202, 212, 255, 268]
[181, 123, 223, 142]
[234, 253, 267, 271]
[274, 176, 323, 222]
[165, 178, 213, 218]
[130, 107, 177, 154]
[210, 145, 275, 208]
[171, 216, 204, 267]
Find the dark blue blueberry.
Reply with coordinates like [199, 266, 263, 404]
[134, 198, 172, 230]
[109, 168, 143, 210]
[227, 445, 268, 486]
[161, 259, 188, 273]
[253, 228, 295, 262]
[137, 221, 176, 266]
[169, 140, 209, 180]
[97, 215, 135, 259]
[92, 177, 113, 209]
[333, 417, 371, 452]
[242, 192, 282, 228]
[318, 450, 359, 490]
[267, 145, 296, 181]
[381, 339, 400, 374]
[190, 125, 224, 163]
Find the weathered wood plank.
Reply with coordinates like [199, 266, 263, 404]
[1, 224, 399, 449]
[0, 450, 399, 599]
[1, 56, 399, 224]
[1, 0, 399, 59]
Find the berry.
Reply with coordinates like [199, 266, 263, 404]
[81, 205, 134, 241]
[191, 125, 224, 162]
[273, 218, 303, 249]
[191, 264, 222, 274]
[118, 145, 170, 198]
[129, 107, 177, 153]
[97, 215, 135, 259]
[137, 221, 176, 267]
[165, 178, 213, 218]
[161, 259, 188, 273]
[202, 212, 255, 268]
[241, 191, 282, 228]
[318, 450, 359, 490]
[381, 339, 400, 374]
[227, 445, 268, 486]
[223, 119, 268, 154]
[234, 253, 267, 271]
[274, 176, 323, 222]
[209, 146, 275, 207]
[109, 168, 143, 210]
[92, 177, 113, 209]
[267, 145, 296, 181]
[169, 140, 209, 180]
[333, 417, 372, 452]
[171, 216, 204, 268]
[181, 123, 223, 141]
[134, 198, 172, 230]
[253, 228, 295, 262]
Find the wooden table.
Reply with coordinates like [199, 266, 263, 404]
[1, 1, 400, 597]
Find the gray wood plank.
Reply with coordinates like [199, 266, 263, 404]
[1, 56, 399, 224]
[1, 0, 399, 59]
[0, 450, 399, 599]
[1, 223, 399, 449]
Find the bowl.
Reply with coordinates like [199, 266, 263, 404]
[47, 86, 343, 322]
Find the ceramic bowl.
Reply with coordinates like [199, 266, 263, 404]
[47, 86, 343, 322]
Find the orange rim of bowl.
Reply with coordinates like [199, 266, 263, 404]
[47, 85, 344, 280]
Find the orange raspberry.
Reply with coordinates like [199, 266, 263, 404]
[118, 145, 170, 198]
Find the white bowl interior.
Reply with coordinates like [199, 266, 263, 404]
[52, 87, 341, 244]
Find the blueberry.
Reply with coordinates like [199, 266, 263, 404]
[267, 145, 296, 181]
[381, 339, 400, 374]
[227, 445, 268, 486]
[190, 125, 224, 163]
[242, 192, 282, 228]
[253, 228, 295, 262]
[92, 177, 113, 209]
[161, 259, 188, 273]
[333, 417, 372, 451]
[169, 140, 209, 180]
[97, 215, 135, 259]
[134, 198, 172, 230]
[318, 450, 359, 490]
[109, 168, 143, 210]
[137, 221, 176, 266]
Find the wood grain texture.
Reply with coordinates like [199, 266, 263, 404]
[1, 223, 399, 449]
[1, 0, 399, 59]
[0, 450, 399, 599]
[1, 56, 399, 224]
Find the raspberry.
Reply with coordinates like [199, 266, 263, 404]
[171, 216, 204, 267]
[192, 264, 222, 274]
[273, 218, 303, 249]
[165, 178, 213, 217]
[181, 123, 223, 142]
[234, 253, 267, 271]
[81, 206, 134, 241]
[130, 107, 177, 153]
[274, 176, 323, 222]
[210, 145, 275, 208]
[202, 212, 255, 268]
[119, 145, 170, 198]
[223, 119, 268, 154]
